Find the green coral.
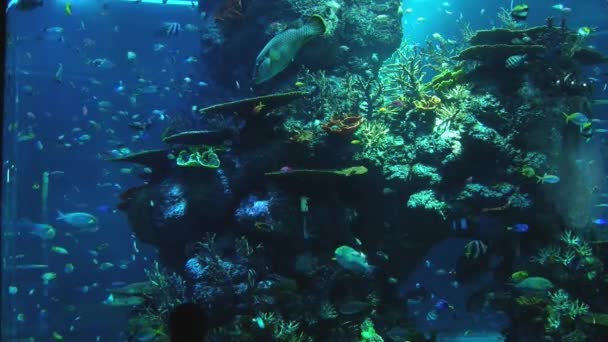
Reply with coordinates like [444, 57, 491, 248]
[429, 68, 465, 92]
[176, 148, 220, 168]
[407, 190, 448, 218]
[411, 163, 442, 185]
[359, 318, 383, 342]
[546, 289, 590, 332]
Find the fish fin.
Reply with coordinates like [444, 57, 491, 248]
[56, 210, 65, 220]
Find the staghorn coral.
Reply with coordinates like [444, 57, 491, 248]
[546, 289, 590, 332]
[319, 302, 338, 320]
[444, 84, 472, 101]
[378, 42, 431, 102]
[560, 230, 581, 247]
[434, 103, 466, 133]
[496, 7, 521, 30]
[531, 245, 561, 265]
[355, 121, 390, 163]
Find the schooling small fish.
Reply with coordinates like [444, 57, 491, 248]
[507, 223, 529, 233]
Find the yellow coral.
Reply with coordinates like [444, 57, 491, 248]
[414, 95, 442, 111]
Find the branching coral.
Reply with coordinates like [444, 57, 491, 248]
[560, 230, 581, 247]
[356, 121, 390, 156]
[435, 103, 466, 132]
[145, 261, 186, 318]
[444, 84, 472, 101]
[531, 245, 561, 265]
[546, 289, 590, 332]
[379, 42, 431, 102]
[557, 249, 576, 267]
[319, 302, 338, 320]
[497, 7, 521, 30]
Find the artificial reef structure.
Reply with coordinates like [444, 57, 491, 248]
[110, 5, 608, 341]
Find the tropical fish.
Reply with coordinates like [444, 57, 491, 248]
[536, 173, 560, 184]
[51, 246, 69, 255]
[7, 0, 43, 12]
[338, 301, 370, 315]
[521, 166, 536, 178]
[334, 245, 374, 274]
[510, 4, 529, 21]
[511, 270, 529, 282]
[464, 240, 487, 259]
[253, 15, 326, 84]
[99, 262, 114, 271]
[134, 326, 166, 341]
[514, 276, 554, 292]
[577, 26, 592, 38]
[15, 264, 48, 270]
[505, 54, 526, 69]
[161, 22, 181, 36]
[88, 58, 115, 69]
[580, 122, 594, 141]
[434, 299, 453, 310]
[64, 263, 74, 274]
[65, 1, 71, 15]
[17, 219, 56, 240]
[507, 223, 529, 233]
[592, 218, 607, 225]
[41, 272, 57, 283]
[102, 293, 145, 306]
[551, 4, 572, 13]
[56, 211, 98, 228]
[563, 112, 590, 126]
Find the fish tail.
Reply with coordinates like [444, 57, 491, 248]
[56, 210, 65, 220]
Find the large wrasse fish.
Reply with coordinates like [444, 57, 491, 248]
[253, 15, 326, 84]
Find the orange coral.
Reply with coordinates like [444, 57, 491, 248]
[322, 115, 363, 135]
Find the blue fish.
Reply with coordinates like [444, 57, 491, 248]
[593, 218, 608, 225]
[96, 205, 111, 213]
[508, 224, 529, 233]
[434, 299, 453, 311]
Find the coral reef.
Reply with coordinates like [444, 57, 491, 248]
[114, 13, 608, 342]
